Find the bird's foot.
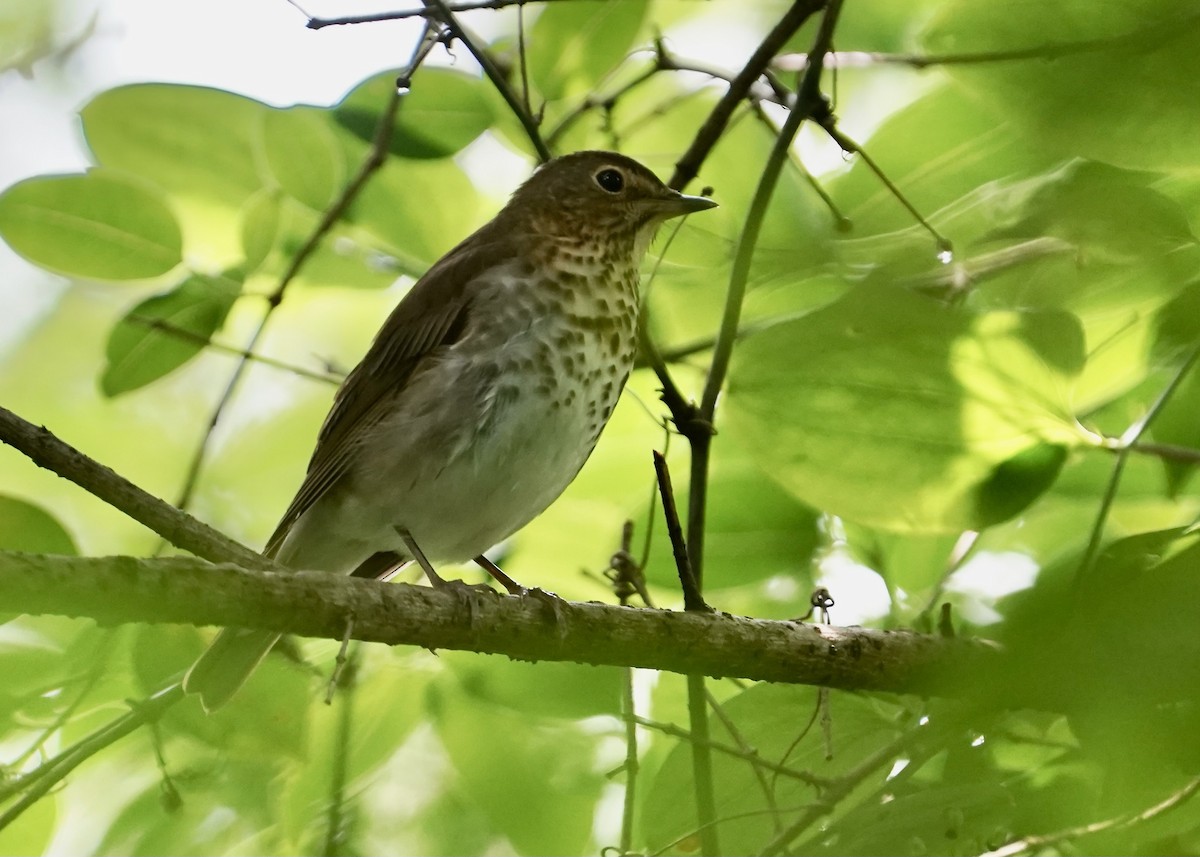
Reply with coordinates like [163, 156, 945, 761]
[521, 586, 568, 634]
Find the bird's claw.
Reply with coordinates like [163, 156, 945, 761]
[521, 586, 568, 634]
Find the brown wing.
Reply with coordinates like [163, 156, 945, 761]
[264, 233, 518, 558]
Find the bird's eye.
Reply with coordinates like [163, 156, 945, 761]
[594, 168, 624, 193]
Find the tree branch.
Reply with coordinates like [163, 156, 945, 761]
[0, 405, 273, 571]
[0, 551, 993, 696]
[307, 0, 574, 30]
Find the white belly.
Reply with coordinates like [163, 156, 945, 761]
[276, 329, 630, 573]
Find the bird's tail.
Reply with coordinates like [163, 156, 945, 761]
[182, 628, 281, 713]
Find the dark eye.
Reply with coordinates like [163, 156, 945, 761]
[595, 168, 624, 193]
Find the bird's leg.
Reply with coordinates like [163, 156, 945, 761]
[393, 526, 495, 636]
[476, 553, 566, 628]
[394, 526, 452, 588]
[473, 555, 526, 595]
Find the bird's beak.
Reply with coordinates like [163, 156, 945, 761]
[644, 191, 718, 218]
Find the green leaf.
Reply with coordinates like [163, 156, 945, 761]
[641, 686, 907, 855]
[1149, 368, 1200, 496]
[82, 83, 265, 206]
[335, 67, 496, 159]
[433, 680, 603, 855]
[529, 0, 647, 100]
[239, 187, 283, 273]
[257, 107, 345, 210]
[101, 273, 241, 396]
[0, 495, 77, 554]
[0, 170, 182, 280]
[829, 84, 1064, 237]
[998, 527, 1200, 724]
[989, 160, 1196, 260]
[443, 652, 622, 720]
[0, 781, 54, 856]
[922, 0, 1200, 170]
[967, 167, 1200, 411]
[346, 156, 482, 275]
[725, 286, 1089, 532]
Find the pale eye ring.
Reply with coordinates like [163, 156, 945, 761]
[594, 168, 624, 193]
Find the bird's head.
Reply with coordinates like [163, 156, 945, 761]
[503, 150, 717, 253]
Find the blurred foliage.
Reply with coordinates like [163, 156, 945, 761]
[2, 0, 1200, 855]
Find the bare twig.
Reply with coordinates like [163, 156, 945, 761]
[322, 645, 360, 857]
[424, 0, 552, 162]
[653, 447, 717, 853]
[633, 715, 826, 787]
[307, 0, 573, 29]
[669, 0, 823, 190]
[1127, 440, 1200, 465]
[652, 454, 706, 612]
[759, 718, 926, 856]
[706, 690, 787, 832]
[0, 685, 184, 830]
[618, 667, 640, 855]
[817, 122, 952, 256]
[1075, 345, 1200, 584]
[127, 314, 343, 385]
[0, 405, 274, 570]
[673, 6, 847, 850]
[547, 37, 792, 150]
[981, 775, 1200, 857]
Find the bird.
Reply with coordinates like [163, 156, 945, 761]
[183, 150, 717, 711]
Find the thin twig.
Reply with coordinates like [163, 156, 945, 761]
[619, 667, 640, 855]
[7, 632, 116, 770]
[322, 645, 359, 857]
[424, 0, 552, 162]
[1074, 345, 1200, 584]
[547, 62, 659, 148]
[706, 690, 786, 833]
[515, 2, 532, 117]
[1127, 440, 1200, 465]
[981, 775, 1200, 857]
[652, 451, 707, 612]
[759, 716, 926, 856]
[669, 0, 824, 190]
[818, 122, 952, 256]
[693, 0, 845, 570]
[677, 6, 846, 850]
[547, 37, 791, 150]
[306, 0, 573, 29]
[632, 716, 826, 787]
[0, 406, 274, 570]
[0, 685, 184, 830]
[127, 315, 343, 385]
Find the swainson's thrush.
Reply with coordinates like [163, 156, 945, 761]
[184, 150, 716, 710]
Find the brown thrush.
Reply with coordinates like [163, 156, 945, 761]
[183, 150, 717, 710]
